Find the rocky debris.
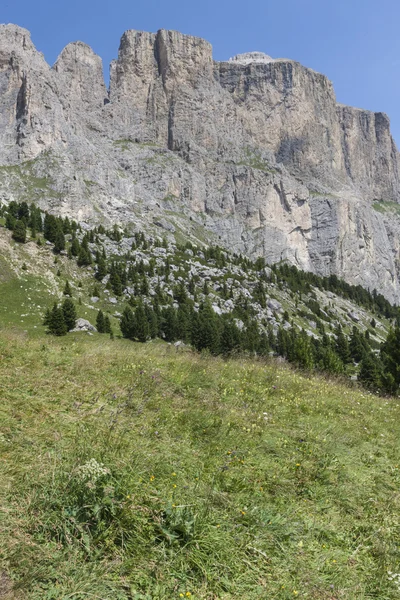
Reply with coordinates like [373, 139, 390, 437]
[268, 299, 282, 312]
[71, 318, 97, 332]
[1, 24, 400, 301]
[153, 218, 176, 232]
[348, 312, 360, 322]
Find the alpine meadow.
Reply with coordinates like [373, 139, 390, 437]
[1, 20, 400, 600]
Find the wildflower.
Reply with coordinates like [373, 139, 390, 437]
[172, 472, 177, 476]
[150, 475, 155, 481]
[173, 484, 177, 488]
[75, 458, 110, 483]
[241, 510, 246, 515]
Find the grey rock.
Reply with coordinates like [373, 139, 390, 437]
[109, 297, 118, 304]
[1, 24, 400, 301]
[71, 318, 97, 332]
[212, 304, 223, 315]
[268, 299, 282, 312]
[348, 311, 360, 322]
[90, 296, 99, 303]
[153, 217, 175, 232]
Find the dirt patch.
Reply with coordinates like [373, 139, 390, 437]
[0, 571, 14, 599]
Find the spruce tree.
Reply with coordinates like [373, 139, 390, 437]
[63, 280, 72, 296]
[104, 315, 112, 334]
[120, 306, 135, 339]
[95, 257, 107, 281]
[62, 298, 77, 331]
[48, 303, 67, 336]
[77, 247, 92, 267]
[380, 326, 400, 394]
[43, 214, 58, 243]
[12, 220, 26, 243]
[96, 310, 105, 333]
[133, 300, 149, 343]
[335, 324, 350, 363]
[359, 353, 383, 390]
[53, 226, 66, 253]
[70, 236, 80, 257]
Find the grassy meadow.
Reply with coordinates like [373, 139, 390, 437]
[1, 327, 400, 599]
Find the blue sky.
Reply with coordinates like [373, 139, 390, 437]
[3, 0, 400, 144]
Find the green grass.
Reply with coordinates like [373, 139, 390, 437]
[372, 200, 400, 216]
[1, 329, 400, 599]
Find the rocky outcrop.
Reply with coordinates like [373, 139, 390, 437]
[1, 23, 400, 302]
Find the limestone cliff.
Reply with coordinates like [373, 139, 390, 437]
[0, 23, 400, 302]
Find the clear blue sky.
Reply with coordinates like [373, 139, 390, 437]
[3, 0, 400, 145]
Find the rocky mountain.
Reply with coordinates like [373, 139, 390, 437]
[1, 23, 400, 302]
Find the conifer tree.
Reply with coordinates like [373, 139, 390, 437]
[133, 300, 149, 342]
[48, 303, 67, 336]
[43, 214, 58, 243]
[334, 324, 351, 363]
[95, 257, 107, 281]
[120, 306, 135, 339]
[63, 280, 72, 296]
[5, 213, 16, 231]
[359, 352, 383, 390]
[77, 247, 92, 266]
[53, 226, 66, 253]
[104, 315, 112, 334]
[380, 326, 400, 394]
[162, 306, 179, 342]
[96, 310, 105, 333]
[12, 220, 26, 243]
[62, 298, 77, 331]
[70, 236, 80, 257]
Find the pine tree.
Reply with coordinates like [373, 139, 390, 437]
[120, 306, 135, 339]
[96, 310, 106, 333]
[162, 306, 179, 342]
[111, 273, 123, 296]
[48, 303, 67, 336]
[349, 326, 368, 362]
[104, 315, 112, 334]
[359, 352, 383, 390]
[380, 326, 400, 394]
[134, 300, 149, 342]
[334, 324, 350, 363]
[62, 298, 77, 331]
[53, 226, 66, 253]
[5, 213, 16, 230]
[77, 247, 92, 266]
[12, 220, 26, 243]
[220, 318, 241, 355]
[63, 280, 72, 296]
[43, 307, 51, 327]
[70, 236, 80, 257]
[43, 214, 58, 243]
[193, 302, 220, 354]
[95, 257, 107, 281]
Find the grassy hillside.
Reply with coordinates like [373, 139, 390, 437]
[1, 215, 400, 598]
[1, 329, 400, 599]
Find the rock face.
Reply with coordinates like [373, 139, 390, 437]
[1, 23, 400, 302]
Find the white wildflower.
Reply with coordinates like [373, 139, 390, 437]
[75, 458, 110, 483]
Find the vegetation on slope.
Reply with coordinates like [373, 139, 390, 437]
[1, 332, 400, 599]
[1, 201, 400, 598]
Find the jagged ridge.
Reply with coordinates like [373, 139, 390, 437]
[1, 23, 400, 302]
